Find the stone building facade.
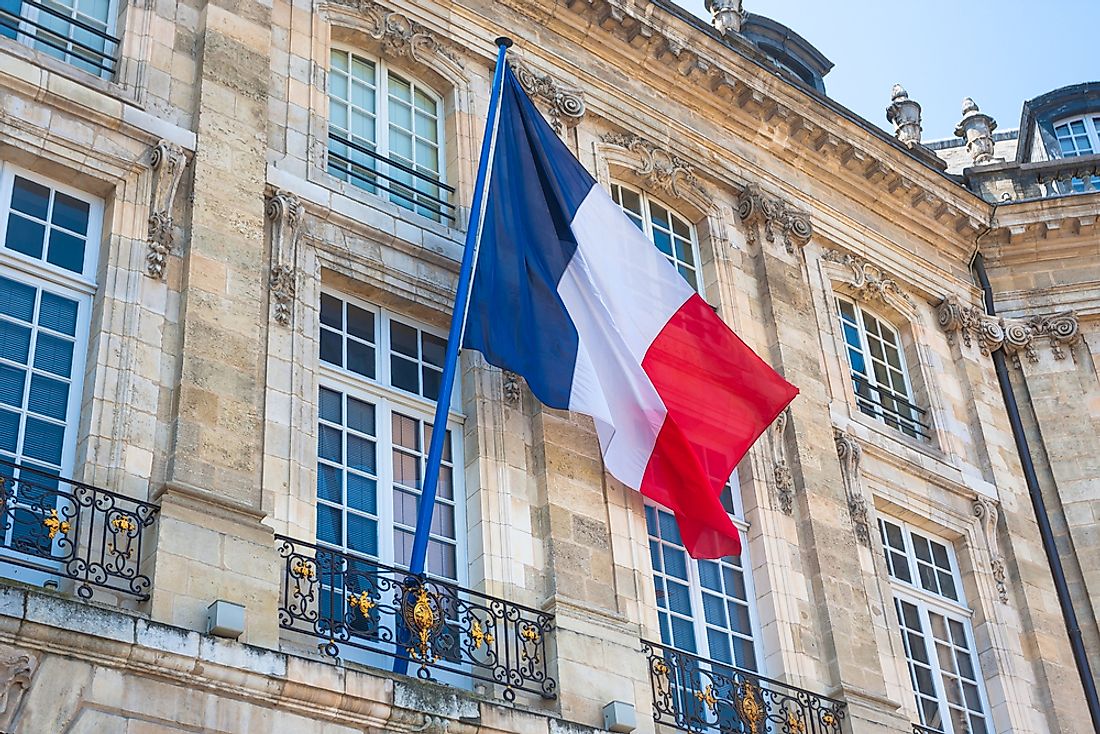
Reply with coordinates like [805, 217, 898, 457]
[0, 0, 1094, 732]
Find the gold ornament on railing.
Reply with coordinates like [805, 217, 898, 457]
[291, 559, 316, 580]
[347, 591, 375, 617]
[403, 584, 441, 662]
[821, 710, 839, 728]
[738, 681, 763, 734]
[469, 618, 494, 650]
[694, 684, 718, 711]
[111, 515, 136, 533]
[787, 709, 807, 734]
[42, 509, 70, 540]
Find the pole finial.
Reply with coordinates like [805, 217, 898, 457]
[495, 36, 514, 49]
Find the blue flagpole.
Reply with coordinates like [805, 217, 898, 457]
[393, 36, 512, 674]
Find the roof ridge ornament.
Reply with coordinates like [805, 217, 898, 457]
[705, 0, 746, 36]
[955, 98, 998, 165]
[886, 84, 922, 147]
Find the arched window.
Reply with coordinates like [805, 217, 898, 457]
[835, 295, 928, 440]
[1053, 115, 1100, 191]
[880, 517, 993, 734]
[646, 478, 759, 672]
[327, 48, 453, 223]
[610, 182, 702, 293]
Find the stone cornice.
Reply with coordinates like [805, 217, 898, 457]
[541, 0, 990, 237]
[936, 295, 1081, 363]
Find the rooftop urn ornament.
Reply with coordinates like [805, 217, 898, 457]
[886, 84, 922, 147]
[705, 0, 746, 36]
[955, 97, 998, 164]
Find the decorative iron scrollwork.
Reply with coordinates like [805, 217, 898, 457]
[276, 535, 557, 700]
[0, 460, 157, 600]
[643, 640, 846, 734]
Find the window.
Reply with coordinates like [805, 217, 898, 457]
[880, 518, 992, 734]
[326, 48, 453, 223]
[0, 165, 98, 569]
[1052, 115, 1100, 192]
[0, 0, 119, 77]
[646, 481, 758, 672]
[317, 291, 462, 581]
[611, 183, 701, 292]
[835, 296, 928, 440]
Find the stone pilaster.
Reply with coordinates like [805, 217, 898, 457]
[149, 0, 280, 646]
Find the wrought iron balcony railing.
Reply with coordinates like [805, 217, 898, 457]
[644, 640, 846, 734]
[327, 130, 457, 223]
[0, 458, 157, 600]
[851, 373, 930, 440]
[276, 535, 557, 700]
[0, 0, 120, 78]
[912, 724, 943, 734]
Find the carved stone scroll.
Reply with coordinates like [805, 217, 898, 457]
[821, 250, 914, 306]
[146, 140, 188, 279]
[735, 183, 812, 253]
[330, 0, 462, 66]
[833, 428, 871, 546]
[937, 294, 1080, 364]
[0, 647, 35, 732]
[770, 407, 794, 515]
[510, 59, 585, 134]
[973, 496, 1008, 604]
[265, 190, 305, 326]
[600, 132, 710, 202]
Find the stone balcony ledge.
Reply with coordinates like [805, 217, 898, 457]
[964, 153, 1100, 203]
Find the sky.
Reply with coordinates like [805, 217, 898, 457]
[674, 0, 1100, 140]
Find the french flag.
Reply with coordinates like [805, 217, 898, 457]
[463, 67, 798, 559]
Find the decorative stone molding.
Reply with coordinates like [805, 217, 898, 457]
[510, 59, 585, 134]
[600, 133, 710, 202]
[885, 84, 922, 147]
[821, 249, 915, 307]
[973, 496, 1008, 604]
[936, 295, 1080, 363]
[735, 183, 812, 253]
[770, 407, 793, 515]
[146, 140, 189, 280]
[704, 0, 746, 36]
[265, 190, 305, 326]
[954, 98, 997, 165]
[502, 370, 522, 404]
[0, 647, 35, 732]
[329, 0, 461, 66]
[833, 428, 871, 547]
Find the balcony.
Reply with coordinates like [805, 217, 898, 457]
[851, 373, 930, 441]
[643, 640, 846, 734]
[965, 153, 1100, 203]
[276, 534, 557, 700]
[0, 0, 120, 78]
[912, 725, 942, 734]
[0, 458, 157, 601]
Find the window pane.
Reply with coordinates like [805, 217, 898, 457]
[319, 387, 341, 423]
[0, 278, 34, 322]
[346, 396, 374, 435]
[317, 463, 341, 502]
[28, 375, 67, 420]
[39, 293, 78, 336]
[346, 340, 374, 379]
[320, 329, 342, 367]
[51, 192, 89, 234]
[0, 365, 24, 407]
[347, 305, 374, 342]
[11, 177, 49, 219]
[33, 334, 74, 378]
[391, 355, 418, 394]
[6, 216, 45, 260]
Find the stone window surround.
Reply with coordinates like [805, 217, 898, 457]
[305, 3, 474, 238]
[609, 180, 705, 295]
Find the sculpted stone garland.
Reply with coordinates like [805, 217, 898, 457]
[600, 132, 710, 202]
[265, 190, 305, 326]
[973, 496, 1008, 604]
[735, 183, 813, 253]
[937, 295, 1080, 363]
[329, 0, 462, 66]
[833, 428, 871, 547]
[146, 140, 189, 280]
[821, 249, 915, 307]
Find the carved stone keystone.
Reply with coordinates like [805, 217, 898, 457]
[822, 249, 914, 306]
[600, 132, 710, 202]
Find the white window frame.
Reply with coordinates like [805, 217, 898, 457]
[646, 476, 762, 674]
[610, 181, 704, 295]
[880, 518, 994, 734]
[835, 295, 926, 440]
[0, 162, 99, 585]
[2, 0, 119, 78]
[317, 288, 465, 586]
[326, 46, 448, 221]
[1052, 114, 1100, 158]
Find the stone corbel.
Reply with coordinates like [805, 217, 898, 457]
[972, 495, 1008, 604]
[600, 132, 711, 203]
[0, 647, 35, 732]
[833, 428, 871, 546]
[510, 59, 585, 134]
[265, 189, 305, 326]
[770, 407, 794, 515]
[821, 249, 915, 307]
[937, 295, 1080, 364]
[735, 183, 812, 253]
[146, 140, 189, 280]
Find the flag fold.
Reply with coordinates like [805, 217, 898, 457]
[463, 66, 798, 559]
